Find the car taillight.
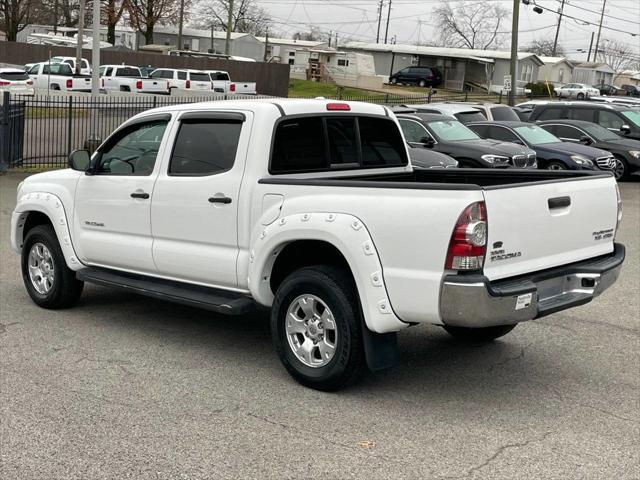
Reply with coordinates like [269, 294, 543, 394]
[445, 201, 487, 271]
[185, 79, 190, 89]
[0, 81, 10, 86]
[101, 78, 104, 87]
[230, 83, 235, 92]
[26, 80, 33, 85]
[66, 79, 72, 89]
[136, 80, 142, 90]
[326, 102, 351, 111]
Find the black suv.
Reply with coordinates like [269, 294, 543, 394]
[389, 66, 442, 88]
[396, 113, 537, 168]
[621, 85, 640, 97]
[529, 102, 640, 140]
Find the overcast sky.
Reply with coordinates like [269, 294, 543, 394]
[253, 0, 640, 61]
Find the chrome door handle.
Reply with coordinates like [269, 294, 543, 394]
[131, 192, 149, 199]
[208, 196, 232, 204]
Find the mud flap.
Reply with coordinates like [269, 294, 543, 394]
[362, 327, 399, 371]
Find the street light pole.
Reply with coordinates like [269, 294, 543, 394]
[384, 0, 392, 44]
[178, 0, 185, 50]
[225, 0, 234, 55]
[552, 0, 565, 57]
[593, 0, 607, 62]
[75, 0, 85, 74]
[509, 0, 519, 106]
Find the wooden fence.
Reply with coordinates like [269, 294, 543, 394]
[0, 41, 290, 96]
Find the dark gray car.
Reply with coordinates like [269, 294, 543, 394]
[407, 147, 458, 169]
[396, 113, 537, 168]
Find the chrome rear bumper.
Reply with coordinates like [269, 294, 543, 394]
[440, 243, 625, 328]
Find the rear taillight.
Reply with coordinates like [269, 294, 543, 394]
[26, 80, 33, 86]
[101, 78, 104, 87]
[615, 184, 622, 237]
[230, 83, 235, 92]
[445, 201, 487, 271]
[136, 80, 142, 90]
[66, 79, 72, 89]
[185, 79, 190, 89]
[0, 81, 10, 86]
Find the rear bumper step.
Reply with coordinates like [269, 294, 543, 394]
[440, 243, 625, 328]
[76, 267, 255, 315]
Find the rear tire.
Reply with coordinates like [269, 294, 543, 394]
[21, 225, 84, 309]
[443, 324, 516, 342]
[271, 265, 366, 391]
[577, 92, 585, 100]
[418, 79, 427, 87]
[390, 77, 398, 85]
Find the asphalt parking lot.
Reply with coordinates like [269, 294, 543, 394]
[1, 172, 638, 479]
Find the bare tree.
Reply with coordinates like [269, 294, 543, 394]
[292, 27, 322, 42]
[101, 0, 126, 45]
[1, 0, 34, 40]
[596, 39, 640, 78]
[433, 1, 510, 50]
[525, 39, 565, 57]
[127, 0, 181, 45]
[193, 0, 271, 37]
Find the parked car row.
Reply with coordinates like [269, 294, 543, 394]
[19, 57, 257, 96]
[396, 99, 640, 180]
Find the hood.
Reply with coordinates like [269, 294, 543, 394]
[536, 142, 611, 159]
[459, 139, 535, 156]
[409, 147, 458, 168]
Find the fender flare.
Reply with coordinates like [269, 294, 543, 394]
[11, 192, 84, 271]
[248, 212, 408, 334]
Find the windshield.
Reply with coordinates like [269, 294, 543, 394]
[514, 125, 560, 145]
[582, 123, 621, 141]
[621, 110, 640, 127]
[428, 120, 480, 141]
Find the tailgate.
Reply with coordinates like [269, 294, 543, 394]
[483, 176, 618, 281]
[142, 79, 166, 91]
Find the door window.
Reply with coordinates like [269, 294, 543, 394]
[169, 120, 242, 175]
[97, 120, 169, 176]
[536, 107, 564, 120]
[598, 110, 624, 129]
[177, 71, 187, 80]
[399, 119, 431, 143]
[488, 126, 519, 142]
[567, 108, 595, 122]
[555, 125, 583, 141]
[105, 67, 113, 76]
[272, 117, 326, 172]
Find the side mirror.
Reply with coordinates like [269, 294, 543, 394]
[421, 137, 435, 147]
[579, 135, 593, 145]
[620, 124, 631, 134]
[68, 149, 91, 171]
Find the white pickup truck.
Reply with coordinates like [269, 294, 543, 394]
[26, 62, 91, 92]
[203, 70, 257, 95]
[11, 99, 625, 391]
[99, 65, 170, 94]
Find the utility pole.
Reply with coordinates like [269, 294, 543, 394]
[178, 0, 185, 50]
[417, 20, 422, 46]
[75, 0, 85, 74]
[263, 28, 269, 62]
[53, 0, 59, 34]
[593, 0, 607, 62]
[587, 31, 595, 61]
[335, 32, 338, 48]
[225, 0, 234, 55]
[508, 0, 519, 106]
[210, 24, 214, 52]
[328, 30, 332, 48]
[552, 0, 565, 57]
[376, 0, 384, 43]
[384, 0, 392, 44]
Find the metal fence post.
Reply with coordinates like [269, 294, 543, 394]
[67, 97, 73, 158]
[0, 91, 10, 172]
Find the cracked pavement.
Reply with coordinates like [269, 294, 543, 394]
[1, 173, 638, 479]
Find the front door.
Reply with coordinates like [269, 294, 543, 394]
[73, 115, 171, 273]
[151, 111, 251, 288]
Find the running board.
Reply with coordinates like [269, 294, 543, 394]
[76, 267, 255, 315]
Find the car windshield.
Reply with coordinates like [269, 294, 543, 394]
[621, 110, 640, 127]
[514, 125, 560, 145]
[428, 120, 480, 141]
[581, 123, 621, 141]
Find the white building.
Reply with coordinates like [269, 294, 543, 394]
[257, 37, 328, 64]
[571, 61, 615, 86]
[537, 56, 574, 86]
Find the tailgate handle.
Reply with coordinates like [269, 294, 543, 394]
[548, 196, 571, 209]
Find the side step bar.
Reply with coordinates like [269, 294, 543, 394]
[76, 267, 255, 315]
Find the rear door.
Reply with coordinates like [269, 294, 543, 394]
[482, 176, 618, 280]
[151, 111, 251, 288]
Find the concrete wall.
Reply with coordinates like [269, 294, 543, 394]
[0, 41, 290, 96]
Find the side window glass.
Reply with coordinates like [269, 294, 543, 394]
[399, 119, 430, 143]
[326, 118, 358, 166]
[568, 108, 595, 122]
[97, 120, 168, 176]
[555, 125, 582, 140]
[272, 117, 326, 173]
[489, 126, 518, 142]
[468, 124, 488, 138]
[29, 65, 39, 74]
[105, 67, 113, 76]
[359, 117, 407, 166]
[537, 107, 564, 120]
[598, 111, 624, 129]
[169, 120, 242, 175]
[178, 71, 187, 80]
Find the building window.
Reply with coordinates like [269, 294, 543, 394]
[559, 68, 564, 83]
[337, 59, 349, 67]
[289, 51, 296, 57]
[288, 58, 295, 65]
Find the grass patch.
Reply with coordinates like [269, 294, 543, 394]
[288, 79, 386, 99]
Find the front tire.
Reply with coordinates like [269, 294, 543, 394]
[613, 157, 628, 180]
[577, 92, 585, 100]
[271, 265, 366, 391]
[21, 225, 83, 309]
[547, 161, 566, 170]
[443, 324, 516, 342]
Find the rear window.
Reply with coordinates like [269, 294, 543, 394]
[271, 115, 408, 173]
[0, 71, 29, 81]
[115, 67, 141, 77]
[490, 106, 519, 121]
[455, 111, 486, 123]
[189, 72, 211, 82]
[210, 72, 230, 81]
[43, 64, 73, 76]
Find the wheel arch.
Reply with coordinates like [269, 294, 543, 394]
[11, 193, 83, 271]
[248, 212, 408, 334]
